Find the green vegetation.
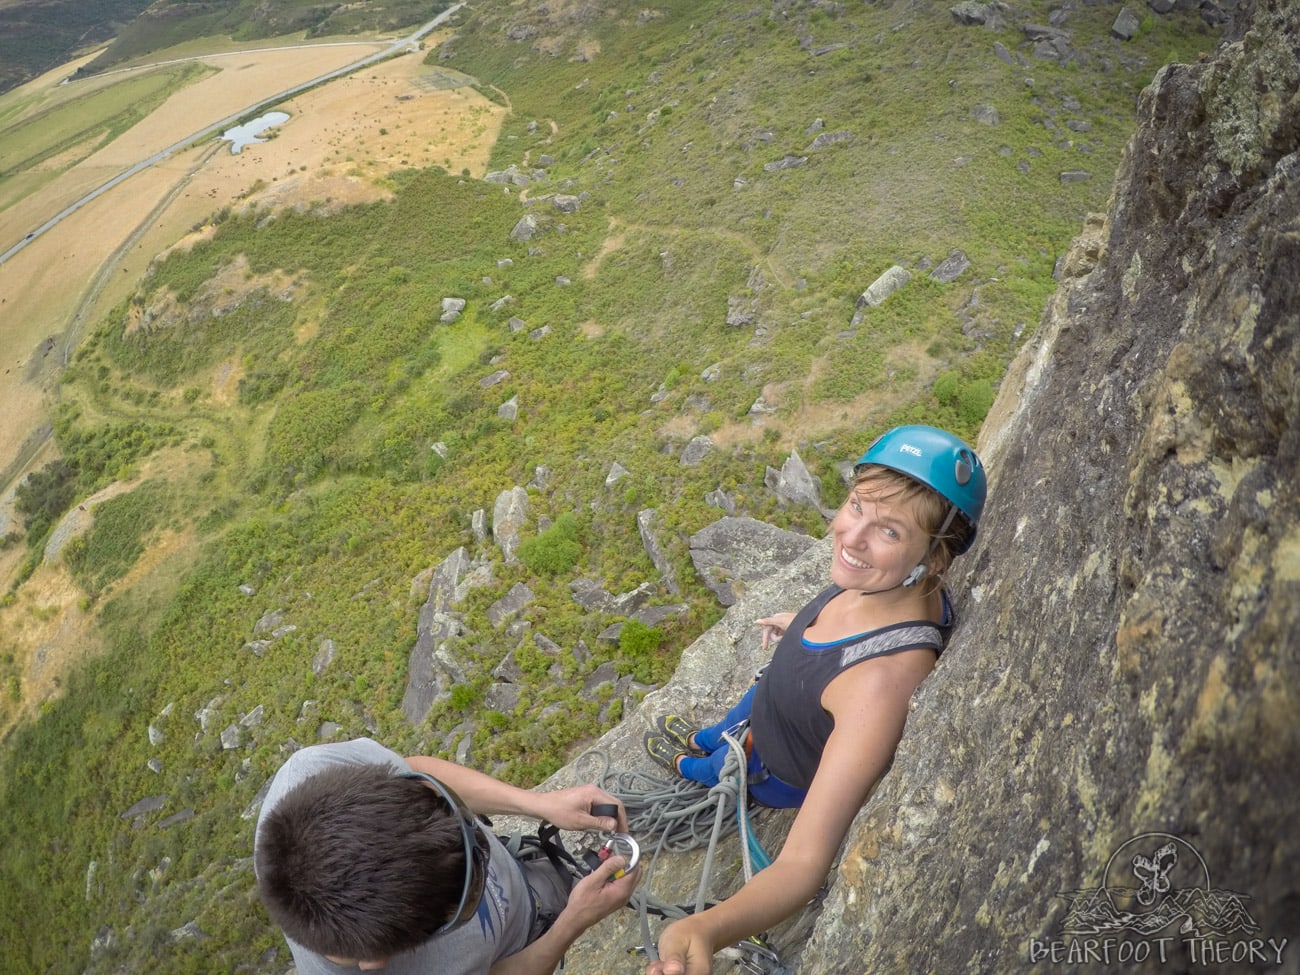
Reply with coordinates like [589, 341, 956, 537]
[80, 0, 453, 78]
[0, 63, 215, 181]
[0, 1, 1218, 972]
[518, 514, 584, 575]
[64, 482, 172, 597]
[0, 0, 155, 96]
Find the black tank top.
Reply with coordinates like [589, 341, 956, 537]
[749, 585, 952, 790]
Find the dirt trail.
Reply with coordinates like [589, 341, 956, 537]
[581, 215, 795, 289]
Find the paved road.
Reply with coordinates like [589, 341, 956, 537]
[0, 2, 465, 265]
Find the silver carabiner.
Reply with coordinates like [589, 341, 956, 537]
[599, 831, 641, 877]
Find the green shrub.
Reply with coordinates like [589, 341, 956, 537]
[517, 514, 583, 575]
[617, 619, 666, 684]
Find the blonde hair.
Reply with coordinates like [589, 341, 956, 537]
[851, 465, 974, 583]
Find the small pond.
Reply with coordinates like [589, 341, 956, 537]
[221, 112, 290, 154]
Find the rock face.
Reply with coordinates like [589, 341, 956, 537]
[558, 2, 1300, 970]
[802, 1, 1300, 969]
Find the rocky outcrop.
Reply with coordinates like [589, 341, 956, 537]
[558, 1, 1300, 970]
[689, 516, 818, 607]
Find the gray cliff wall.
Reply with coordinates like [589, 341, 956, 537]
[556, 0, 1300, 970]
[802, 0, 1300, 970]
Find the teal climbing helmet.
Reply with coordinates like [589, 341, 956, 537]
[856, 425, 987, 552]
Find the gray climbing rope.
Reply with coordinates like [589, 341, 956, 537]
[575, 730, 791, 971]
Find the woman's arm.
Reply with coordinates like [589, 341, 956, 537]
[645, 650, 936, 975]
[403, 755, 624, 832]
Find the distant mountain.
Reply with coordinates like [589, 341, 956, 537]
[0, 0, 450, 94]
[72, 0, 451, 79]
[0, 0, 153, 94]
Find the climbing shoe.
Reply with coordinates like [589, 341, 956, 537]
[656, 714, 704, 754]
[644, 733, 686, 776]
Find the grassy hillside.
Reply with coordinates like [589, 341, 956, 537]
[0, 1, 1217, 972]
[0, 0, 449, 95]
[76, 0, 452, 77]
[0, 0, 154, 94]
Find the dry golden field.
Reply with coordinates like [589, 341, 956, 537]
[0, 29, 507, 733]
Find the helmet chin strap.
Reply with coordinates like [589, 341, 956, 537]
[856, 504, 958, 595]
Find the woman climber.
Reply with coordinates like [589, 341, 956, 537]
[642, 424, 987, 975]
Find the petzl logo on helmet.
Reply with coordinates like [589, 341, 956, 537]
[1028, 832, 1287, 967]
[898, 442, 923, 457]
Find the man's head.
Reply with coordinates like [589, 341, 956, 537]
[255, 764, 485, 961]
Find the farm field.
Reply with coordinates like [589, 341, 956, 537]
[0, 29, 500, 485]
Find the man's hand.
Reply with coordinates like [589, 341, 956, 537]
[644, 916, 715, 975]
[489, 857, 639, 975]
[536, 784, 626, 832]
[559, 856, 639, 930]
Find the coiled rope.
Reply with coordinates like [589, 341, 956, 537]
[575, 729, 789, 971]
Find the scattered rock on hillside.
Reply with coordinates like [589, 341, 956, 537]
[440, 297, 466, 322]
[570, 579, 656, 616]
[605, 462, 629, 487]
[725, 294, 756, 328]
[252, 609, 284, 634]
[764, 155, 808, 172]
[855, 265, 911, 309]
[485, 165, 530, 187]
[705, 488, 736, 515]
[492, 487, 529, 564]
[1111, 6, 1143, 39]
[487, 583, 535, 627]
[637, 508, 680, 595]
[510, 214, 540, 241]
[121, 794, 167, 825]
[689, 516, 817, 606]
[930, 249, 972, 283]
[680, 436, 714, 466]
[765, 450, 830, 515]
[401, 615, 465, 725]
[808, 130, 853, 150]
[950, 1, 997, 26]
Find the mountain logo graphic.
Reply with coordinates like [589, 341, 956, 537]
[1029, 832, 1288, 968]
[1058, 832, 1258, 939]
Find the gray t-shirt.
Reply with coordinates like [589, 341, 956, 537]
[255, 738, 534, 975]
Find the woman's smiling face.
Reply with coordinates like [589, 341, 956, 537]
[829, 482, 932, 592]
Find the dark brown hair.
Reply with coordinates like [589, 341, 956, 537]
[255, 764, 471, 960]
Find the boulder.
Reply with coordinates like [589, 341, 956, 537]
[440, 297, 466, 323]
[855, 265, 911, 308]
[929, 249, 972, 283]
[679, 436, 714, 466]
[636, 508, 679, 595]
[487, 583, 535, 628]
[764, 449, 830, 514]
[492, 487, 529, 563]
[689, 516, 818, 606]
